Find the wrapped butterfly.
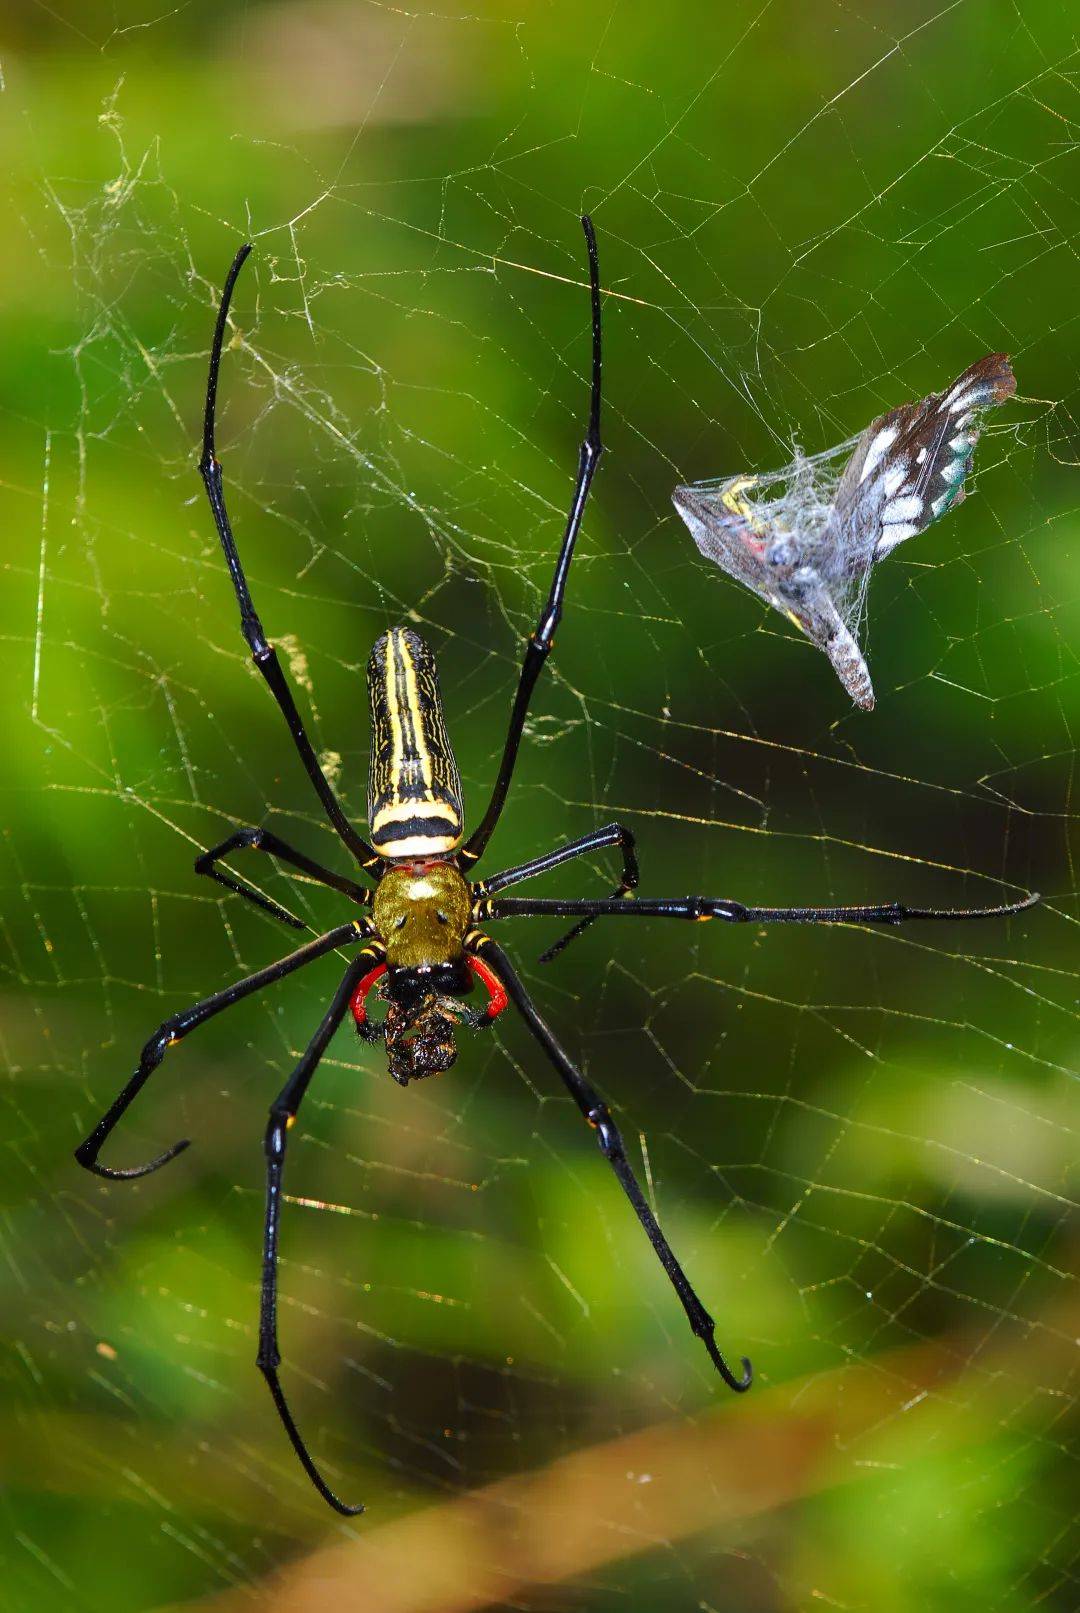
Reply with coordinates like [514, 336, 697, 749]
[672, 354, 1016, 710]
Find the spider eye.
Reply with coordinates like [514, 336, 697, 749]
[436, 910, 449, 925]
[394, 915, 407, 930]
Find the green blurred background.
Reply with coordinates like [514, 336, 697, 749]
[1, 1, 1076, 1608]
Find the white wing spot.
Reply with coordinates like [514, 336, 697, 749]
[858, 425, 898, 484]
[876, 522, 920, 555]
[883, 494, 923, 524]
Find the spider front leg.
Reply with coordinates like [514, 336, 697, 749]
[74, 920, 366, 1179]
[200, 245, 379, 874]
[474, 937, 752, 1394]
[258, 952, 373, 1516]
[474, 820, 638, 963]
[459, 215, 604, 867]
[195, 826, 373, 930]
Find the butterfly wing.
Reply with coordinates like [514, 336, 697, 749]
[831, 353, 1015, 563]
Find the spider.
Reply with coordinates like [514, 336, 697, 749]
[75, 219, 1038, 1515]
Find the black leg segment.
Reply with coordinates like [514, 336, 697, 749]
[199, 245, 379, 873]
[478, 820, 637, 898]
[483, 889, 1040, 927]
[475, 821, 639, 963]
[258, 953, 373, 1516]
[195, 826, 372, 930]
[74, 920, 365, 1180]
[475, 937, 752, 1394]
[460, 216, 604, 867]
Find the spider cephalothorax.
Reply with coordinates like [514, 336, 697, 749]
[373, 860, 472, 967]
[73, 218, 1037, 1519]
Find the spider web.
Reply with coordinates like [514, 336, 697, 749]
[3, 3, 1078, 1609]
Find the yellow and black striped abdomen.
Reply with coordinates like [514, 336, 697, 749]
[367, 627, 464, 858]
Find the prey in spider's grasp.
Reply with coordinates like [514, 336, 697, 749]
[73, 233, 1037, 1519]
[673, 354, 1016, 709]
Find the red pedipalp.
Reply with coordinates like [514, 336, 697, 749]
[351, 956, 506, 1027]
[467, 954, 509, 1019]
[350, 962, 387, 1027]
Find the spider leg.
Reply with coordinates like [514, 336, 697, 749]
[199, 245, 379, 874]
[480, 889, 1040, 927]
[473, 821, 638, 964]
[258, 952, 371, 1516]
[537, 825, 638, 965]
[195, 826, 372, 930]
[474, 936, 752, 1394]
[459, 216, 603, 868]
[74, 920, 366, 1180]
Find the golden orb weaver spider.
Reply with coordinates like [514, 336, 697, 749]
[75, 219, 1038, 1514]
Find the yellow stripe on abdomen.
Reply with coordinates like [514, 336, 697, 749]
[367, 627, 464, 858]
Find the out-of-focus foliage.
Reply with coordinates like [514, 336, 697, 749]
[0, 2, 1075, 1610]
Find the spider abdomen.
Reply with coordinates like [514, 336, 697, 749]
[367, 627, 464, 857]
